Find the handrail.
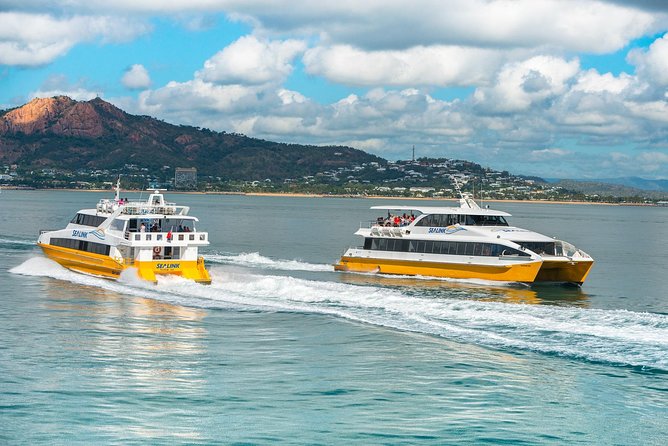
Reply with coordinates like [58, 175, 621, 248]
[128, 231, 208, 243]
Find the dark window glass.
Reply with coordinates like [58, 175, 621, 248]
[51, 238, 110, 256]
[364, 238, 372, 250]
[518, 242, 555, 255]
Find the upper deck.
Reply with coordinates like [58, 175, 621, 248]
[96, 190, 190, 218]
[370, 204, 511, 217]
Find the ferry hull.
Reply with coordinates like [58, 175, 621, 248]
[38, 243, 211, 284]
[335, 256, 543, 283]
[534, 259, 594, 285]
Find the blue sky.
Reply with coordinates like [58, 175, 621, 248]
[2, 1, 668, 180]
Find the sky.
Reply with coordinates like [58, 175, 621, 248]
[2, 1, 668, 180]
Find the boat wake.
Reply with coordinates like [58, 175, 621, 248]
[204, 252, 333, 272]
[0, 236, 36, 251]
[10, 256, 668, 372]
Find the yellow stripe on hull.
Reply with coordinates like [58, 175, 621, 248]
[535, 259, 594, 285]
[38, 243, 211, 284]
[335, 256, 542, 283]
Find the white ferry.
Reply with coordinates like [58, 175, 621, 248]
[335, 194, 594, 285]
[37, 182, 211, 284]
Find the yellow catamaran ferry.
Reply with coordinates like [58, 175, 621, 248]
[335, 192, 594, 285]
[37, 181, 211, 284]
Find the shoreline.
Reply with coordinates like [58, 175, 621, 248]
[2, 186, 656, 205]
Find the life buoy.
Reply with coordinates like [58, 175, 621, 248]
[153, 246, 161, 254]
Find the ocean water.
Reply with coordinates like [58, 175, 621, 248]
[1, 190, 667, 445]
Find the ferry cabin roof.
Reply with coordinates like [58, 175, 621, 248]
[370, 205, 511, 217]
[73, 208, 200, 222]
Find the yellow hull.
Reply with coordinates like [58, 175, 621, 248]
[38, 243, 211, 284]
[335, 256, 543, 283]
[535, 259, 594, 285]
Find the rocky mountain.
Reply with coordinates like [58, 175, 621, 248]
[0, 96, 383, 179]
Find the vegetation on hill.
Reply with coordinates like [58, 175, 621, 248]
[0, 96, 383, 180]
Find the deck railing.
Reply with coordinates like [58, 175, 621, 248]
[126, 231, 208, 243]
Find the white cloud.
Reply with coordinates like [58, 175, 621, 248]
[625, 100, 668, 123]
[627, 33, 668, 86]
[28, 74, 99, 101]
[277, 89, 306, 105]
[473, 56, 580, 112]
[573, 69, 632, 94]
[530, 148, 572, 161]
[303, 44, 508, 87]
[139, 79, 260, 115]
[121, 64, 151, 89]
[0, 12, 150, 66]
[197, 35, 306, 85]
[222, 0, 660, 54]
[607, 150, 668, 174]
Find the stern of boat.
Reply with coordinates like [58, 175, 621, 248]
[534, 258, 594, 285]
[135, 256, 211, 284]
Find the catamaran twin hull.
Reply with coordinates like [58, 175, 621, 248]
[335, 202, 594, 286]
[335, 253, 593, 285]
[38, 242, 211, 284]
[37, 186, 211, 284]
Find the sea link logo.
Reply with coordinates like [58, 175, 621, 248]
[72, 229, 105, 240]
[428, 225, 466, 234]
[156, 263, 180, 270]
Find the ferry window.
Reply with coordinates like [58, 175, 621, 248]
[415, 215, 434, 226]
[424, 241, 434, 253]
[377, 239, 388, 251]
[364, 238, 372, 250]
[554, 243, 563, 256]
[519, 242, 555, 255]
[110, 219, 125, 232]
[415, 214, 458, 227]
[50, 238, 110, 256]
[499, 247, 530, 257]
[71, 213, 106, 227]
[470, 215, 509, 226]
[128, 219, 138, 232]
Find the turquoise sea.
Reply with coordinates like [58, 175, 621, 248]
[1, 190, 667, 445]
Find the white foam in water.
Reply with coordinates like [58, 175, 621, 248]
[10, 257, 668, 371]
[205, 252, 333, 272]
[0, 237, 34, 245]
